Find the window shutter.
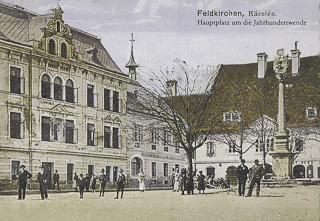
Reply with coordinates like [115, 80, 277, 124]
[74, 128, 78, 144]
[21, 77, 25, 94]
[74, 88, 78, 103]
[94, 93, 98, 108]
[94, 131, 98, 146]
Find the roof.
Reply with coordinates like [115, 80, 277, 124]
[210, 55, 320, 132]
[0, 2, 124, 75]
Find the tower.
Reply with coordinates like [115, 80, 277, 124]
[125, 33, 139, 80]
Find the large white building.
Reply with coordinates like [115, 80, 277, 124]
[0, 2, 129, 190]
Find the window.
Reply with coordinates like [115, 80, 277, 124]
[163, 129, 171, 146]
[152, 162, 156, 177]
[113, 166, 118, 182]
[54, 77, 63, 100]
[41, 74, 51, 99]
[223, 111, 241, 122]
[134, 124, 143, 142]
[307, 107, 317, 120]
[105, 166, 111, 182]
[164, 146, 168, 152]
[151, 128, 159, 144]
[65, 79, 74, 103]
[61, 42, 67, 58]
[67, 163, 74, 181]
[10, 112, 22, 139]
[104, 126, 111, 148]
[104, 89, 110, 111]
[88, 165, 94, 178]
[87, 123, 96, 146]
[228, 143, 236, 153]
[56, 21, 61, 32]
[87, 84, 94, 107]
[53, 118, 63, 141]
[175, 164, 179, 172]
[112, 128, 119, 148]
[295, 139, 304, 151]
[11, 161, 20, 180]
[206, 142, 214, 156]
[151, 144, 157, 150]
[66, 120, 75, 144]
[175, 142, 180, 153]
[164, 163, 168, 177]
[10, 67, 21, 94]
[42, 116, 51, 141]
[113, 91, 119, 112]
[49, 39, 55, 55]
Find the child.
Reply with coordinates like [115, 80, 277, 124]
[79, 174, 84, 199]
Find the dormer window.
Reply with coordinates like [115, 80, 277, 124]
[48, 39, 55, 55]
[223, 111, 241, 122]
[61, 42, 67, 58]
[56, 21, 61, 32]
[306, 107, 317, 120]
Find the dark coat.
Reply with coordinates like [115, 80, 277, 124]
[38, 172, 48, 184]
[249, 164, 265, 180]
[236, 164, 249, 181]
[53, 173, 59, 181]
[99, 174, 107, 185]
[18, 170, 32, 185]
[197, 174, 206, 190]
[116, 174, 125, 187]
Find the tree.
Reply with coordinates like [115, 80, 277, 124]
[134, 59, 219, 186]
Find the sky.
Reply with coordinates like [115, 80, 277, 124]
[2, 0, 319, 74]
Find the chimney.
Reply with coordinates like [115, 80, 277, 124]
[291, 41, 301, 76]
[166, 80, 177, 97]
[257, 53, 268, 78]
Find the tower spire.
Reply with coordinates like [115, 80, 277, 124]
[126, 33, 139, 80]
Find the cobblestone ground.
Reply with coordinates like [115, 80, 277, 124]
[0, 186, 319, 221]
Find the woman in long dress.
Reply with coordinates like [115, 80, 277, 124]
[173, 169, 180, 192]
[138, 169, 145, 192]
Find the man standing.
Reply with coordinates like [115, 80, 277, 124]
[247, 159, 265, 197]
[114, 169, 125, 199]
[197, 171, 206, 194]
[92, 175, 96, 193]
[236, 159, 249, 196]
[99, 169, 107, 197]
[38, 166, 48, 200]
[84, 173, 90, 192]
[17, 165, 32, 200]
[53, 170, 60, 190]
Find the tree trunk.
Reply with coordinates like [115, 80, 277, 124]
[187, 151, 193, 188]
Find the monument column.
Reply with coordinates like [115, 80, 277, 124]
[270, 49, 294, 179]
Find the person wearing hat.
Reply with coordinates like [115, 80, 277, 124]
[79, 174, 85, 199]
[114, 169, 125, 199]
[99, 169, 107, 197]
[38, 166, 48, 200]
[17, 165, 32, 200]
[197, 171, 206, 194]
[138, 168, 145, 192]
[236, 159, 249, 196]
[247, 159, 265, 197]
[53, 170, 60, 190]
[91, 174, 96, 193]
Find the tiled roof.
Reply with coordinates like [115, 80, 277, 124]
[211, 55, 320, 131]
[0, 2, 124, 75]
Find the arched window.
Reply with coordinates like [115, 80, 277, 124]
[65, 79, 74, 103]
[56, 21, 61, 32]
[54, 77, 63, 100]
[131, 157, 143, 177]
[41, 74, 51, 99]
[49, 39, 55, 55]
[61, 42, 67, 58]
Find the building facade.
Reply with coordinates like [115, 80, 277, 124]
[195, 45, 320, 184]
[0, 3, 130, 190]
[125, 35, 186, 187]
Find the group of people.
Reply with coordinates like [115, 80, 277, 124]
[170, 168, 204, 195]
[236, 159, 265, 197]
[73, 168, 126, 199]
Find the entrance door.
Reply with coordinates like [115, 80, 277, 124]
[227, 166, 237, 186]
[293, 165, 305, 178]
[42, 162, 54, 189]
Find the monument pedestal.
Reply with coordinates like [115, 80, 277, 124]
[270, 134, 294, 179]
